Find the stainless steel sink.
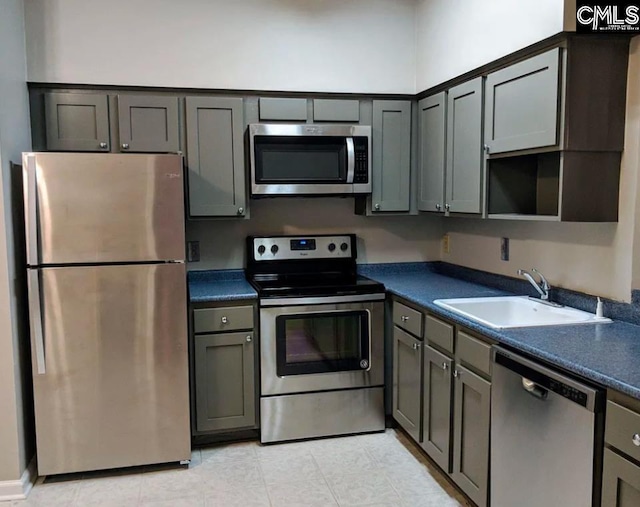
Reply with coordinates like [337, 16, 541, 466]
[433, 296, 611, 329]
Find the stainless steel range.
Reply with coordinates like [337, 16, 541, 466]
[246, 234, 386, 443]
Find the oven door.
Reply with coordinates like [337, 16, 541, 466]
[260, 297, 384, 396]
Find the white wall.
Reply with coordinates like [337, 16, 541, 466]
[442, 37, 640, 302]
[415, 0, 565, 91]
[24, 0, 417, 94]
[187, 198, 443, 271]
[0, 0, 33, 483]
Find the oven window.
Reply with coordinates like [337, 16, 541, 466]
[276, 311, 369, 376]
[254, 136, 347, 183]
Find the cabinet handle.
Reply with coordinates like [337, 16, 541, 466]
[99, 142, 108, 149]
[374, 203, 381, 211]
[633, 433, 640, 447]
[121, 143, 130, 150]
[221, 316, 228, 324]
[445, 204, 450, 212]
[442, 362, 448, 370]
[401, 315, 409, 322]
[246, 335, 252, 343]
[237, 207, 244, 215]
[412, 343, 420, 350]
[484, 144, 490, 154]
[435, 204, 442, 211]
[453, 369, 459, 378]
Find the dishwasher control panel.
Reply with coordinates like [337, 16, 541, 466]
[548, 379, 588, 407]
[494, 349, 599, 410]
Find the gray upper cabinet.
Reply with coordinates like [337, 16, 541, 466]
[484, 48, 560, 155]
[421, 345, 453, 472]
[371, 100, 412, 212]
[452, 364, 491, 507]
[44, 92, 110, 152]
[259, 97, 307, 121]
[417, 93, 446, 213]
[117, 95, 180, 153]
[446, 78, 483, 214]
[194, 331, 256, 432]
[186, 96, 246, 217]
[393, 326, 422, 442]
[313, 99, 360, 122]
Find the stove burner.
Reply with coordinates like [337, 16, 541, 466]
[245, 234, 385, 299]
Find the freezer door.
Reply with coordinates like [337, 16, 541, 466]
[24, 153, 185, 265]
[30, 263, 190, 475]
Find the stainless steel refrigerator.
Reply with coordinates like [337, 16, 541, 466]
[23, 152, 190, 476]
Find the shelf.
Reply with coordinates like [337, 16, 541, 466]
[487, 153, 560, 217]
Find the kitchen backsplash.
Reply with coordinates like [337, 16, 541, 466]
[186, 197, 443, 270]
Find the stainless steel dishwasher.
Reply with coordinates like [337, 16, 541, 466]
[491, 346, 605, 507]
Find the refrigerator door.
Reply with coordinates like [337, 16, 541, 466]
[29, 263, 190, 475]
[24, 153, 185, 265]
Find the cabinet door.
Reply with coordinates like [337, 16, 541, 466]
[117, 95, 180, 152]
[418, 93, 446, 213]
[484, 48, 561, 154]
[186, 97, 246, 217]
[452, 365, 490, 507]
[45, 92, 110, 152]
[371, 100, 411, 212]
[421, 345, 453, 472]
[446, 78, 483, 214]
[194, 332, 256, 432]
[313, 99, 360, 122]
[602, 448, 640, 507]
[393, 326, 422, 442]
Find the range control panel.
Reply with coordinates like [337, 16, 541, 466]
[251, 235, 354, 261]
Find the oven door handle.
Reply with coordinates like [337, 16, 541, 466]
[346, 137, 355, 184]
[260, 293, 386, 307]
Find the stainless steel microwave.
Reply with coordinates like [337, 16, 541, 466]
[249, 124, 372, 196]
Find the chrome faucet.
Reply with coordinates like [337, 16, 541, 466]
[518, 268, 550, 301]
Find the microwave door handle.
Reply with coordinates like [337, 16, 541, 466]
[346, 137, 355, 184]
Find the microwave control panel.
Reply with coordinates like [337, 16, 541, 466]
[353, 137, 369, 184]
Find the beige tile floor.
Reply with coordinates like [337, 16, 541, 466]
[3, 429, 470, 507]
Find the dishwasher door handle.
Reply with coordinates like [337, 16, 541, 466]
[522, 377, 548, 400]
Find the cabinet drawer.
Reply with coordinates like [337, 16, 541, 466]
[194, 306, 254, 333]
[425, 315, 454, 354]
[457, 331, 491, 377]
[606, 402, 640, 462]
[393, 301, 423, 338]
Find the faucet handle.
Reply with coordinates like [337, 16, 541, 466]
[531, 268, 550, 290]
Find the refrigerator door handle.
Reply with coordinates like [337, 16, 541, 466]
[27, 269, 46, 374]
[24, 154, 39, 265]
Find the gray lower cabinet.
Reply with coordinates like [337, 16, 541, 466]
[421, 345, 453, 472]
[117, 95, 180, 152]
[417, 92, 446, 213]
[484, 48, 560, 155]
[393, 326, 422, 442]
[185, 96, 246, 217]
[44, 92, 110, 152]
[451, 364, 491, 507]
[446, 78, 483, 214]
[194, 331, 256, 432]
[602, 448, 640, 507]
[371, 100, 412, 213]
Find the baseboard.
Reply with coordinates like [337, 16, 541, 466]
[0, 456, 36, 501]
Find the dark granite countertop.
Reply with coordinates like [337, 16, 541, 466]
[188, 270, 257, 303]
[359, 262, 640, 400]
